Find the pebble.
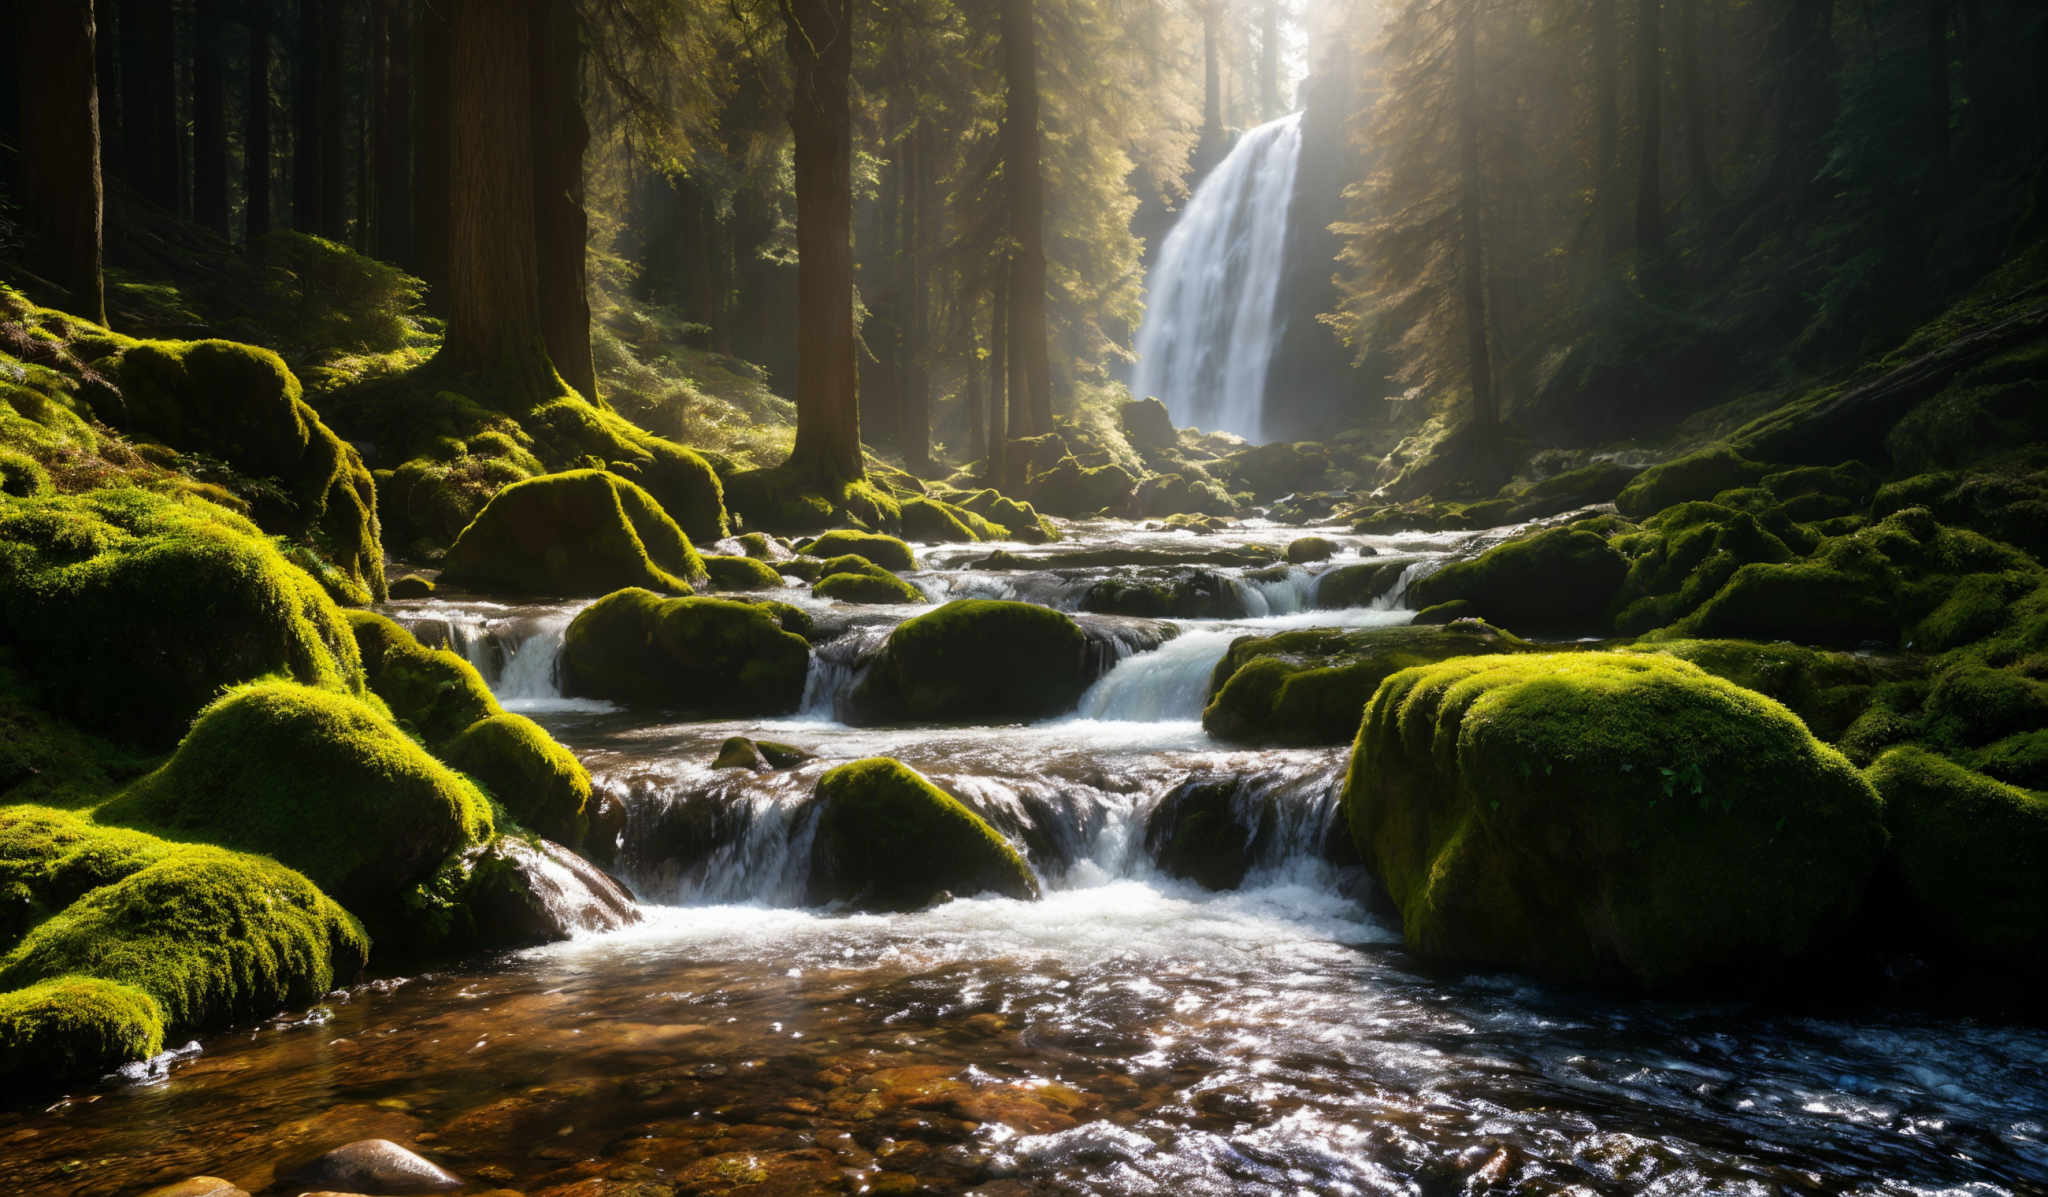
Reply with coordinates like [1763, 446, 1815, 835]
[137, 1179, 249, 1197]
[282, 1138, 463, 1194]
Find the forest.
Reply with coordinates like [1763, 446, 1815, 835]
[1, 0, 2046, 1193]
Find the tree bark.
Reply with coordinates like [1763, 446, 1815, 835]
[440, 0, 555, 402]
[1635, 0, 1664, 258]
[192, 0, 229, 236]
[1455, 1, 1495, 429]
[246, 0, 274, 241]
[373, 0, 414, 264]
[531, 0, 595, 402]
[18, 0, 107, 326]
[120, 0, 177, 211]
[316, 0, 347, 240]
[1001, 0, 1053, 440]
[415, 0, 451, 309]
[1591, 0, 1621, 257]
[782, 0, 864, 484]
[987, 279, 1009, 484]
[293, 0, 324, 232]
[902, 119, 932, 473]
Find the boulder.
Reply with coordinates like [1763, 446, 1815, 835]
[388, 572, 436, 599]
[1286, 536, 1339, 564]
[702, 553, 787, 591]
[1080, 568, 1252, 620]
[811, 556, 928, 604]
[955, 489, 1061, 543]
[1408, 527, 1629, 634]
[1119, 396, 1177, 453]
[561, 588, 811, 714]
[805, 758, 1038, 911]
[1343, 652, 1887, 989]
[800, 529, 918, 571]
[1132, 472, 1238, 518]
[0, 976, 163, 1089]
[849, 600, 1097, 724]
[713, 737, 816, 772]
[901, 497, 1003, 543]
[438, 469, 707, 597]
[1204, 620, 1532, 746]
[427, 837, 641, 954]
[1315, 560, 1417, 609]
[283, 1139, 462, 1194]
[1614, 445, 1775, 519]
[1028, 455, 1137, 517]
[1223, 441, 1330, 501]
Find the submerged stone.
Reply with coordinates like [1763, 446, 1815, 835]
[284, 1138, 463, 1194]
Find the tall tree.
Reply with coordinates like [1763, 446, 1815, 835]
[294, 0, 326, 232]
[1676, 0, 1716, 211]
[17, 0, 107, 325]
[192, 0, 229, 236]
[1000, 0, 1053, 440]
[532, 0, 596, 402]
[1635, 0, 1664, 258]
[1591, 0, 1622, 257]
[246, 0, 275, 240]
[901, 118, 933, 472]
[120, 0, 178, 212]
[415, 0, 452, 306]
[781, 0, 864, 484]
[1454, 0, 1495, 429]
[372, 0, 414, 264]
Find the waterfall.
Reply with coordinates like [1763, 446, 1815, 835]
[1130, 111, 1305, 443]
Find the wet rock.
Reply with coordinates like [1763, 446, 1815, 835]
[1080, 567, 1250, 620]
[284, 1138, 462, 1193]
[848, 600, 1100, 725]
[1119, 396, 1177, 452]
[712, 736, 816, 772]
[137, 1179, 249, 1197]
[445, 838, 641, 951]
[1285, 536, 1339, 563]
[1408, 526, 1629, 635]
[806, 758, 1039, 910]
[387, 572, 436, 599]
[562, 588, 812, 713]
[1145, 778, 1270, 890]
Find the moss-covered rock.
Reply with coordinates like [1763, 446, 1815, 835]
[1119, 397, 1177, 453]
[0, 448, 52, 498]
[1614, 446, 1775, 519]
[849, 600, 1096, 725]
[1079, 568, 1251, 619]
[799, 529, 917, 571]
[527, 398, 729, 544]
[438, 469, 707, 597]
[0, 846, 368, 1030]
[1222, 442, 1331, 501]
[1498, 460, 1642, 521]
[1027, 455, 1137, 518]
[400, 835, 639, 958]
[1286, 536, 1338, 564]
[1315, 560, 1417, 609]
[0, 976, 164, 1088]
[1205, 620, 1533, 746]
[1866, 748, 2048, 980]
[723, 464, 902, 534]
[561, 588, 811, 714]
[1609, 506, 1796, 636]
[1627, 639, 1912, 742]
[100, 682, 494, 914]
[345, 610, 497, 746]
[388, 572, 436, 599]
[811, 556, 928, 604]
[0, 807, 172, 952]
[805, 758, 1038, 911]
[900, 497, 1001, 543]
[1343, 653, 1887, 990]
[1408, 528, 1629, 634]
[955, 489, 1060, 543]
[0, 489, 366, 749]
[1132, 472, 1238, 518]
[702, 553, 786, 591]
[442, 715, 590, 845]
[712, 736, 815, 772]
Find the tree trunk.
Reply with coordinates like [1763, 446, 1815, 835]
[1592, 0, 1621, 257]
[120, 0, 176, 211]
[782, 0, 863, 484]
[531, 0, 595, 402]
[372, 0, 413, 263]
[192, 0, 228, 236]
[1001, 0, 1053, 440]
[902, 120, 932, 473]
[1677, 0, 1716, 211]
[440, 0, 555, 403]
[246, 0, 274, 241]
[317, 0, 347, 240]
[93, 0, 117, 182]
[293, 0, 324, 232]
[415, 0, 451, 309]
[18, 0, 107, 325]
[1635, 0, 1664, 258]
[964, 302, 986, 460]
[1455, 1, 1495, 429]
[987, 280, 1009, 485]
[1768, 0, 1835, 197]
[1927, 0, 1949, 167]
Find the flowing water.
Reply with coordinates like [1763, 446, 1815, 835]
[1130, 113, 1305, 443]
[6, 518, 2048, 1197]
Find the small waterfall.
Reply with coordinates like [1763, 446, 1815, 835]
[1130, 112, 1305, 442]
[1069, 627, 1243, 723]
[394, 603, 583, 707]
[1372, 559, 1440, 611]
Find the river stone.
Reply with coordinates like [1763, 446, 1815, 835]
[847, 599, 1099, 725]
[454, 838, 642, 949]
[137, 1179, 249, 1197]
[806, 758, 1039, 911]
[713, 736, 816, 772]
[283, 1139, 462, 1193]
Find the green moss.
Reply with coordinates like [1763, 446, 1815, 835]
[702, 553, 786, 591]
[734, 531, 781, 559]
[0, 976, 164, 1087]
[388, 572, 435, 598]
[523, 396, 729, 542]
[1408, 527, 1629, 634]
[1921, 665, 2048, 749]
[1626, 639, 1909, 741]
[1867, 748, 2048, 974]
[346, 610, 497, 747]
[1286, 537, 1338, 564]
[0, 448, 51, 498]
[1971, 729, 2048, 790]
[561, 589, 811, 714]
[849, 600, 1094, 724]
[1203, 620, 1533, 746]
[811, 557, 927, 605]
[377, 451, 533, 555]
[1132, 472, 1238, 519]
[1614, 446, 1775, 520]
[442, 714, 591, 845]
[900, 497, 986, 543]
[805, 758, 1038, 911]
[1499, 460, 1641, 519]
[439, 468, 707, 597]
[0, 488, 366, 749]
[0, 807, 172, 951]
[1343, 652, 1886, 989]
[800, 529, 917, 571]
[955, 489, 1060, 543]
[1315, 560, 1414, 609]
[1028, 455, 1137, 518]
[100, 681, 493, 913]
[724, 464, 903, 534]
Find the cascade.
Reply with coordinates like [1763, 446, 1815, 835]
[1130, 111, 1305, 443]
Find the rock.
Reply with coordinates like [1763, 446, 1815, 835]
[0, 488, 366, 750]
[805, 758, 1039, 910]
[713, 736, 815, 772]
[811, 555, 928, 604]
[1204, 620, 1533, 746]
[1223, 441, 1330, 501]
[387, 572, 436, 599]
[438, 469, 708, 597]
[99, 681, 494, 916]
[1132, 472, 1238, 518]
[346, 611, 498, 746]
[1080, 567, 1252, 619]
[137, 1179, 249, 1197]
[1285, 536, 1339, 563]
[435, 837, 641, 952]
[1627, 639, 1915, 741]
[284, 1139, 463, 1194]
[1145, 778, 1270, 891]
[1315, 559, 1417, 609]
[1499, 459, 1643, 520]
[954, 489, 1061, 543]
[901, 496, 1002, 542]
[1027, 455, 1137, 517]
[723, 463, 903, 534]
[1614, 446, 1775, 519]
[1409, 526, 1629, 634]
[849, 600, 1099, 724]
[1119, 396, 1177, 452]
[561, 588, 812, 713]
[1866, 748, 2047, 987]
[1343, 652, 1887, 989]
[799, 529, 918, 571]
[701, 553, 786, 591]
[0, 977, 164, 1090]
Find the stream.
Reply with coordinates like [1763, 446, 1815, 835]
[4, 519, 2046, 1196]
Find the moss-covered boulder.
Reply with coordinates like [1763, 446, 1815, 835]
[561, 588, 811, 714]
[1222, 442, 1330, 501]
[0, 846, 368, 1030]
[1866, 748, 2048, 983]
[1316, 560, 1417, 609]
[901, 497, 997, 543]
[100, 682, 494, 914]
[109, 338, 386, 601]
[346, 611, 496, 744]
[955, 489, 1060, 543]
[702, 553, 786, 591]
[1286, 536, 1339, 564]
[800, 529, 917, 572]
[1119, 397, 1177, 453]
[388, 572, 436, 599]
[1205, 620, 1532, 746]
[0, 807, 173, 952]
[0, 489, 366, 749]
[1498, 460, 1642, 521]
[527, 399, 729, 544]
[1028, 456, 1137, 517]
[1626, 639, 1913, 742]
[723, 464, 901, 534]
[1614, 446, 1775, 519]
[849, 600, 1096, 725]
[805, 758, 1038, 911]
[0, 976, 164, 1088]
[1080, 568, 1251, 619]
[811, 557, 928, 604]
[1343, 653, 1887, 990]
[438, 469, 707, 597]
[1133, 472, 1238, 518]
[1408, 527, 1629, 634]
